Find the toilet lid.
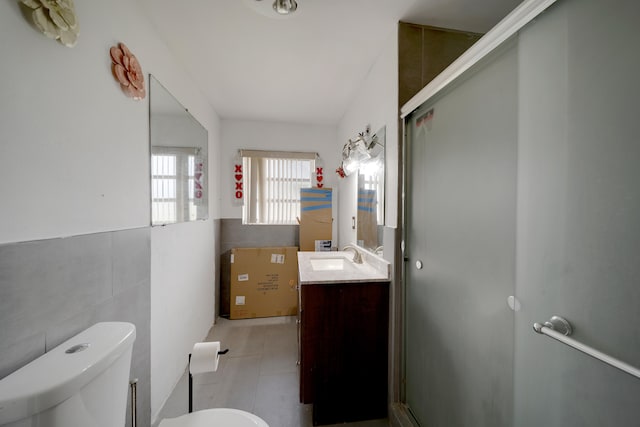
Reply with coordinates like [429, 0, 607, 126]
[159, 408, 269, 427]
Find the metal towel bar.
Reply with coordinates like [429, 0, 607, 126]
[533, 316, 640, 379]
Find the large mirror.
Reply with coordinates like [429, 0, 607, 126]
[149, 75, 208, 225]
[356, 126, 385, 254]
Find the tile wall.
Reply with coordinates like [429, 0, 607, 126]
[0, 227, 151, 427]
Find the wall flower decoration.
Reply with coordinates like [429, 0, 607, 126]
[110, 42, 146, 100]
[20, 0, 79, 47]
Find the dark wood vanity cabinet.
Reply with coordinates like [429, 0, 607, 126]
[298, 281, 390, 425]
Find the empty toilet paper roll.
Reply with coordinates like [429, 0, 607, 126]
[190, 341, 220, 374]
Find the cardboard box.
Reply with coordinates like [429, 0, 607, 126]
[299, 188, 332, 251]
[230, 247, 299, 319]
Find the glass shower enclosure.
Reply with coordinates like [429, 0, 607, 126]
[401, 0, 640, 425]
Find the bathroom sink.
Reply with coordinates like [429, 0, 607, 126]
[309, 257, 355, 271]
[298, 251, 391, 284]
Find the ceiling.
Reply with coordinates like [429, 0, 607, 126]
[141, 0, 521, 125]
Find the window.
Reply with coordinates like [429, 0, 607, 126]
[241, 150, 316, 225]
[359, 164, 384, 226]
[151, 146, 203, 224]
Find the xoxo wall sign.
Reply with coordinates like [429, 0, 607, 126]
[233, 159, 243, 204]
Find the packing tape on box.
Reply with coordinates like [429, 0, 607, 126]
[190, 341, 220, 374]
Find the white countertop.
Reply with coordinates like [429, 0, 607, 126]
[297, 250, 391, 284]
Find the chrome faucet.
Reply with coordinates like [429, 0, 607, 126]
[342, 245, 363, 264]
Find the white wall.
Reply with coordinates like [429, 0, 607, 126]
[220, 119, 339, 242]
[150, 220, 217, 421]
[337, 28, 400, 248]
[0, 0, 220, 422]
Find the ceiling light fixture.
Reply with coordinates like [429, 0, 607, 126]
[272, 0, 297, 15]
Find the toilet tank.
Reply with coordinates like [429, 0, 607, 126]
[0, 322, 136, 427]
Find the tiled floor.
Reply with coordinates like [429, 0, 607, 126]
[155, 316, 389, 427]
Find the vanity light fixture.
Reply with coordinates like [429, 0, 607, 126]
[339, 125, 384, 176]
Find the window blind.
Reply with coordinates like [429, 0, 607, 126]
[242, 151, 315, 224]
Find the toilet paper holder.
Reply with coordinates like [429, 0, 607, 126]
[188, 346, 229, 413]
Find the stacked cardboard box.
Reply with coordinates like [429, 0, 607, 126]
[299, 188, 332, 251]
[229, 246, 299, 320]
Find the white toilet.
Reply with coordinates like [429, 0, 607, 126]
[0, 322, 268, 427]
[159, 408, 268, 427]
